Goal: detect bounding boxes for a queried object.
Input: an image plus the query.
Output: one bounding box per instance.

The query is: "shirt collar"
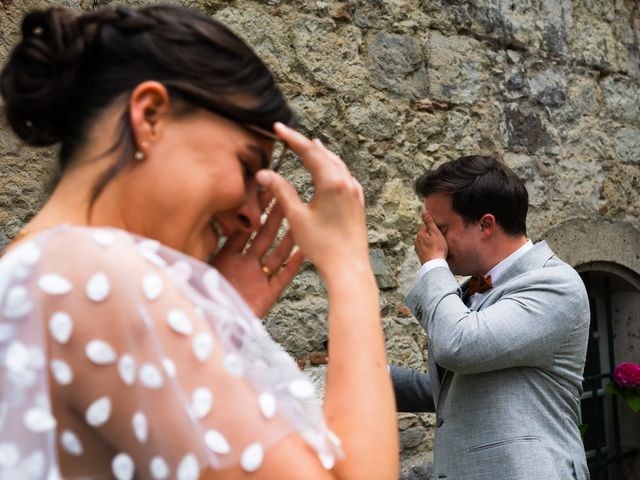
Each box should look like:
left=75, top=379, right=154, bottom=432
left=484, top=239, right=533, bottom=286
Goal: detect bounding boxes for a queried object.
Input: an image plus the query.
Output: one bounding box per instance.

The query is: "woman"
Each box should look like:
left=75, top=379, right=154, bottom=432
left=0, top=5, right=398, bottom=480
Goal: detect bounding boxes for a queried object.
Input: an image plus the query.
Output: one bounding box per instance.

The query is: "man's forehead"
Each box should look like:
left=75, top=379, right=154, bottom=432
left=423, top=192, right=452, bottom=211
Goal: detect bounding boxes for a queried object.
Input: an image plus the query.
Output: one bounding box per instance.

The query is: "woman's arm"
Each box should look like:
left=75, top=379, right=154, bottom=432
left=255, top=123, right=399, bottom=480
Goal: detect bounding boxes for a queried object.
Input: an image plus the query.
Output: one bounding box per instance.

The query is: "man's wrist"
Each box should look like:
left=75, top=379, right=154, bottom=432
left=415, top=258, right=449, bottom=283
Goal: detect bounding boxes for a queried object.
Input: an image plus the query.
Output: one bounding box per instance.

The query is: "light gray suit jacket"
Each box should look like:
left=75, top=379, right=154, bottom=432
left=391, top=241, right=590, bottom=479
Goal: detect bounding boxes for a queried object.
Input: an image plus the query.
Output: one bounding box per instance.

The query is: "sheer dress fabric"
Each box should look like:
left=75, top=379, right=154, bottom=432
left=0, top=226, right=342, bottom=479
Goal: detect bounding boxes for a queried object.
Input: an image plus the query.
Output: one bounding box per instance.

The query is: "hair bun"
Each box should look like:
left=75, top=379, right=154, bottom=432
left=1, top=8, right=90, bottom=146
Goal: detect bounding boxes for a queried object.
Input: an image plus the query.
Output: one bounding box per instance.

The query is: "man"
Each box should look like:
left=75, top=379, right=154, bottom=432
left=390, top=155, right=590, bottom=479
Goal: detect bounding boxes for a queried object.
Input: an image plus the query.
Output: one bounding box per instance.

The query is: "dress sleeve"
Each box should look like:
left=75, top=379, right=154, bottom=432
left=0, top=226, right=341, bottom=479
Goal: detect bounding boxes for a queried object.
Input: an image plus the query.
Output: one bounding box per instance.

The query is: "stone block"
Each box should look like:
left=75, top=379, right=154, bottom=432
left=347, top=99, right=399, bottom=140
left=601, top=76, right=640, bottom=125
left=426, top=31, right=488, bottom=105
left=369, top=248, right=398, bottom=290
left=614, top=127, right=640, bottom=165
left=291, top=16, right=368, bottom=94
left=367, top=32, right=428, bottom=99
left=501, top=105, right=553, bottom=153
left=528, top=68, right=567, bottom=107
left=400, top=425, right=427, bottom=449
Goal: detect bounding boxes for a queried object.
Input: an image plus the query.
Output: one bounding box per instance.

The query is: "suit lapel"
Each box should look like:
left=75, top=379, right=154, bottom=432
left=433, top=242, right=555, bottom=406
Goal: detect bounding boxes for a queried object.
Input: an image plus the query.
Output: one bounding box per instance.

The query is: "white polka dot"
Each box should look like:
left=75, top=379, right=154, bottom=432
left=150, top=456, right=170, bottom=479
left=191, top=387, right=213, bottom=419
left=85, top=397, right=112, bottom=427
left=258, top=392, right=277, bottom=420
left=170, top=260, right=192, bottom=281
left=86, top=272, right=110, bottom=302
left=166, top=310, right=194, bottom=335
left=177, top=453, right=199, bottom=480
left=19, top=241, right=41, bottom=265
left=60, top=429, right=83, bottom=456
left=112, top=452, right=135, bottom=480
left=139, top=239, right=161, bottom=252
left=23, top=408, right=56, bottom=433
left=5, top=340, right=30, bottom=372
left=118, top=354, right=137, bottom=385
left=50, top=359, right=73, bottom=385
left=0, top=324, right=15, bottom=344
left=288, top=378, right=315, bottom=398
left=327, top=429, right=342, bottom=448
left=92, top=230, right=115, bottom=247
left=240, top=443, right=264, bottom=473
left=162, top=358, right=176, bottom=378
left=47, top=465, right=62, bottom=480
left=319, top=451, right=335, bottom=470
left=204, top=430, right=230, bottom=455
left=86, top=340, right=117, bottom=365
left=27, top=345, right=46, bottom=370
left=142, top=274, right=163, bottom=301
left=22, top=449, right=45, bottom=479
left=2, top=285, right=33, bottom=318
left=139, top=363, right=164, bottom=389
left=139, top=240, right=166, bottom=267
left=38, top=274, right=72, bottom=295
left=202, top=269, right=220, bottom=293
left=132, top=411, right=148, bottom=444
left=0, top=403, right=7, bottom=432
left=0, top=442, right=20, bottom=469
left=224, top=353, right=244, bottom=378
left=48, top=311, right=73, bottom=344
left=192, top=332, right=214, bottom=362
left=7, top=367, right=36, bottom=388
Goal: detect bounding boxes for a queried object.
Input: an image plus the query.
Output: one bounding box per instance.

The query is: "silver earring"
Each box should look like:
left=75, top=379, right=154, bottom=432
left=134, top=150, right=145, bottom=160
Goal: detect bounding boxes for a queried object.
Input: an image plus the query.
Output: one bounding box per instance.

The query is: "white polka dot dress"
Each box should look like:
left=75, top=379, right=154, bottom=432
left=0, top=226, right=342, bottom=478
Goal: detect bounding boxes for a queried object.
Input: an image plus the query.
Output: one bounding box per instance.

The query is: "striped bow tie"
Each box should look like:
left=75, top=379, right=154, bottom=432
left=466, top=274, right=493, bottom=295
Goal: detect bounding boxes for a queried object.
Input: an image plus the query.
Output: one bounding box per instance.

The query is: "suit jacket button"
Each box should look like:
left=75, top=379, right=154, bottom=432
left=436, top=417, right=444, bottom=428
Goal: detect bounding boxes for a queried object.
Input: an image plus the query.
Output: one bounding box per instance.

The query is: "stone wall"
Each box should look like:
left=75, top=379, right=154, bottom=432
left=1, top=0, right=640, bottom=477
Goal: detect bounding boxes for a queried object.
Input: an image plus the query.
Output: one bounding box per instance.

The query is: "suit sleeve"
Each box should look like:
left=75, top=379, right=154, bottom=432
left=405, top=265, right=589, bottom=375
left=389, top=365, right=435, bottom=412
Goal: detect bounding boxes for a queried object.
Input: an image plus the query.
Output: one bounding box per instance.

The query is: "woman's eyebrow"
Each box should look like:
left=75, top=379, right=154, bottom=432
left=246, top=144, right=269, bottom=169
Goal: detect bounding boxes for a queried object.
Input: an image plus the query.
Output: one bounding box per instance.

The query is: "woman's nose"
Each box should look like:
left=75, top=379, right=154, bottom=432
left=234, top=188, right=262, bottom=232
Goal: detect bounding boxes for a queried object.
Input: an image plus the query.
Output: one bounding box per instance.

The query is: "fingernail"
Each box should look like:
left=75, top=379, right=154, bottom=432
left=274, top=122, right=287, bottom=130
left=256, top=170, right=271, bottom=186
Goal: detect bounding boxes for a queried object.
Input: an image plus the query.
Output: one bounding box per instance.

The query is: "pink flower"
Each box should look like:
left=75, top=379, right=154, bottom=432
left=612, top=362, right=640, bottom=388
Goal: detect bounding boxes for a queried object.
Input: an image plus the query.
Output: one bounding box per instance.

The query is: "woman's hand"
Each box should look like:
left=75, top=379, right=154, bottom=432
left=210, top=193, right=304, bottom=318
left=255, top=123, right=367, bottom=278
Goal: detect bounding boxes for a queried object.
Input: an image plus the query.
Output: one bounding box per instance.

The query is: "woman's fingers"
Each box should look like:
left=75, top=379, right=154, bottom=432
left=261, top=231, right=296, bottom=273
left=274, top=123, right=343, bottom=180
left=256, top=170, right=302, bottom=222
left=269, top=248, right=305, bottom=289
left=247, top=203, right=284, bottom=257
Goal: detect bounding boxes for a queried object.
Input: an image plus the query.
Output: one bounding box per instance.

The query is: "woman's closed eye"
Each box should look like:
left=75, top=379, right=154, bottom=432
left=240, top=160, right=255, bottom=180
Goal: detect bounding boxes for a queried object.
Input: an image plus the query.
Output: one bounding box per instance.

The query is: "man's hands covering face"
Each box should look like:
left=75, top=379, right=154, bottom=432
left=414, top=211, right=448, bottom=264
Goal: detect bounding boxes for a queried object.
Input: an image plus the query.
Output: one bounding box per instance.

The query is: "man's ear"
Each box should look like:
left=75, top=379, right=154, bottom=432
left=129, top=81, right=171, bottom=155
left=479, top=214, right=496, bottom=236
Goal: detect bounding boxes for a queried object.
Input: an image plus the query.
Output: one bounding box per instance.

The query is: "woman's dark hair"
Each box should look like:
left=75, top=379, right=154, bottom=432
left=414, top=155, right=528, bottom=236
left=0, top=5, right=293, bottom=207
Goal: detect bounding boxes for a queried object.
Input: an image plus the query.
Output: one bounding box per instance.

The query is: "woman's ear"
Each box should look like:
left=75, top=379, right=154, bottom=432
left=129, top=81, right=171, bottom=155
